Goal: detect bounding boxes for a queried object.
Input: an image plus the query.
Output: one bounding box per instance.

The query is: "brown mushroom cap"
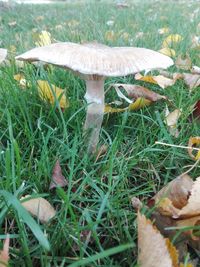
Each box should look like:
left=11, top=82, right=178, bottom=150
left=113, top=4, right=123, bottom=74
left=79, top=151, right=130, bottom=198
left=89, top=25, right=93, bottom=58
left=16, top=42, right=173, bottom=77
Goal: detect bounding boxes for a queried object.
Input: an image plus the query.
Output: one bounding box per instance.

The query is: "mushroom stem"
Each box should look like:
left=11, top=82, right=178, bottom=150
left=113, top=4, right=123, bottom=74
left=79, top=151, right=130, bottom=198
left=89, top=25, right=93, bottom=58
left=84, top=78, right=105, bottom=153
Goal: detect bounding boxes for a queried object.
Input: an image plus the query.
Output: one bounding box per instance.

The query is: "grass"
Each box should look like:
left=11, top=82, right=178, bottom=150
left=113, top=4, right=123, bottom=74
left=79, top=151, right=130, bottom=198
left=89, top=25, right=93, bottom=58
left=0, top=0, right=200, bottom=266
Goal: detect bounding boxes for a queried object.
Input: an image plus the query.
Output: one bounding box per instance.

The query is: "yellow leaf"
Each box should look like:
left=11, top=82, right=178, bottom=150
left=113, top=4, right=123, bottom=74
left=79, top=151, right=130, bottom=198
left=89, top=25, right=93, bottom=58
left=35, top=31, right=51, bottom=47
left=105, top=30, right=116, bottom=42
left=135, top=73, right=175, bottom=89
left=188, top=136, right=200, bottom=160
left=37, top=80, right=69, bottom=109
left=14, top=74, right=27, bottom=88
left=104, top=105, right=126, bottom=113
left=104, top=98, right=151, bottom=113
left=159, top=47, right=176, bottom=57
left=128, top=97, right=151, bottom=110
left=162, top=34, right=183, bottom=47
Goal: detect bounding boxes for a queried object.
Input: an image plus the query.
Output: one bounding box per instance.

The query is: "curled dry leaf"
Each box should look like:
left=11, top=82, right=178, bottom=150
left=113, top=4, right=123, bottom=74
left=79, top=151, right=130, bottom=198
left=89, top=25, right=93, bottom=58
left=153, top=174, right=193, bottom=210
left=104, top=97, right=151, bottom=113
left=135, top=73, right=175, bottom=89
left=182, top=73, right=200, bottom=91
left=162, top=34, right=183, bottom=48
left=0, top=236, right=9, bottom=267
left=165, top=107, right=181, bottom=137
left=154, top=176, right=200, bottom=219
left=110, top=83, right=167, bottom=102
left=0, top=49, right=7, bottom=64
left=175, top=54, right=192, bottom=70
left=177, top=177, right=200, bottom=218
left=188, top=137, right=200, bottom=160
left=50, top=160, right=68, bottom=189
left=21, top=195, right=56, bottom=223
left=138, top=212, right=180, bottom=267
left=159, top=47, right=176, bottom=57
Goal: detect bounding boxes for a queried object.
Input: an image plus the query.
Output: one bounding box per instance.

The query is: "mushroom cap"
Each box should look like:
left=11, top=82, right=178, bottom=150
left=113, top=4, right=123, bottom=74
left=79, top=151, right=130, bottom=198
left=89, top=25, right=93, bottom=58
left=16, top=42, right=173, bottom=77
left=0, top=48, right=7, bottom=64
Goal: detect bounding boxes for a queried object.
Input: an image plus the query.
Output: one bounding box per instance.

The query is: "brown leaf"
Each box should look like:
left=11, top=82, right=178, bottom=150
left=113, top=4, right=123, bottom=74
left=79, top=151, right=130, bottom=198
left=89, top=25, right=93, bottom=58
left=110, top=83, right=167, bottom=102
left=135, top=73, right=175, bottom=89
left=183, top=73, right=200, bottom=91
left=165, top=108, right=182, bottom=137
left=153, top=174, right=193, bottom=213
left=177, top=177, right=200, bottom=218
left=176, top=216, right=200, bottom=241
left=175, top=54, right=192, bottom=70
left=50, top=160, right=68, bottom=189
left=138, top=212, right=179, bottom=267
left=0, top=236, right=9, bottom=267
left=21, top=195, right=56, bottom=223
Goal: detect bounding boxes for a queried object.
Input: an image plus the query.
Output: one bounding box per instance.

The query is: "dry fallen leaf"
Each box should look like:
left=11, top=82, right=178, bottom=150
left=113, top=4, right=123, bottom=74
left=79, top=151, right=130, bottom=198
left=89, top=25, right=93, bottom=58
left=154, top=174, right=193, bottom=210
left=165, top=107, right=181, bottom=137
left=154, top=176, right=200, bottom=219
left=14, top=74, right=27, bottom=88
left=0, top=236, right=9, bottom=267
left=37, top=80, right=69, bottom=109
left=0, top=49, right=7, bottom=64
left=188, top=137, right=200, bottom=161
left=50, top=160, right=68, bottom=189
left=177, top=177, right=200, bottom=218
left=135, top=73, right=175, bottom=89
left=138, top=212, right=180, bottom=267
left=159, top=47, right=176, bottom=57
left=35, top=31, right=51, bottom=47
left=105, top=30, right=116, bottom=42
left=104, top=97, right=151, bottom=113
left=182, top=73, right=200, bottom=91
left=162, top=34, right=183, bottom=48
left=21, top=195, right=56, bottom=223
left=175, top=54, right=192, bottom=70
left=176, top=216, right=200, bottom=241
left=110, top=83, right=167, bottom=102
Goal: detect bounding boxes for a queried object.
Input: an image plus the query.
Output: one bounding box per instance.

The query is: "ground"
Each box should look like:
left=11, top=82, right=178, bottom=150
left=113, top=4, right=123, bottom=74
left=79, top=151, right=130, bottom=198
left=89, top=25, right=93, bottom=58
left=0, top=0, right=200, bottom=266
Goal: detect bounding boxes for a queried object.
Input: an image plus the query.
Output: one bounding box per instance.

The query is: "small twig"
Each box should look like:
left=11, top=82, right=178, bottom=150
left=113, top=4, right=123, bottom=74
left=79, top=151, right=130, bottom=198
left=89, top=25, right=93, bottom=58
left=155, top=141, right=200, bottom=152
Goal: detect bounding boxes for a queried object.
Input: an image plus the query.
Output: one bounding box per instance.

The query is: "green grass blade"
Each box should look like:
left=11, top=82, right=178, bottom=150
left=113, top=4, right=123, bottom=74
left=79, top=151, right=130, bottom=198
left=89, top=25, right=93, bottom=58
left=68, top=243, right=134, bottom=267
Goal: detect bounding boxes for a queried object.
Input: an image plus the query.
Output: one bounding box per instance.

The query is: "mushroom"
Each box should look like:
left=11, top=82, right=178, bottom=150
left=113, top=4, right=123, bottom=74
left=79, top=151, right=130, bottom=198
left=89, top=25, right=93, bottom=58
left=0, top=48, right=7, bottom=64
left=16, top=42, right=173, bottom=153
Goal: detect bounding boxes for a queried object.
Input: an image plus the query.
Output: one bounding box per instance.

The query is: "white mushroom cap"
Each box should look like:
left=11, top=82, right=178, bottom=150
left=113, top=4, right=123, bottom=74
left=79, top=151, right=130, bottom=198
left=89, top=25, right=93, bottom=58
left=16, top=42, right=173, bottom=77
left=0, top=48, right=7, bottom=64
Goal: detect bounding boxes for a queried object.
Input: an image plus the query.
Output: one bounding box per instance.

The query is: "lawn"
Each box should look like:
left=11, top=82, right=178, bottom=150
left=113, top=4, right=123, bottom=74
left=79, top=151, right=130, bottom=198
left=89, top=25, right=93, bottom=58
left=0, top=0, right=200, bottom=266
